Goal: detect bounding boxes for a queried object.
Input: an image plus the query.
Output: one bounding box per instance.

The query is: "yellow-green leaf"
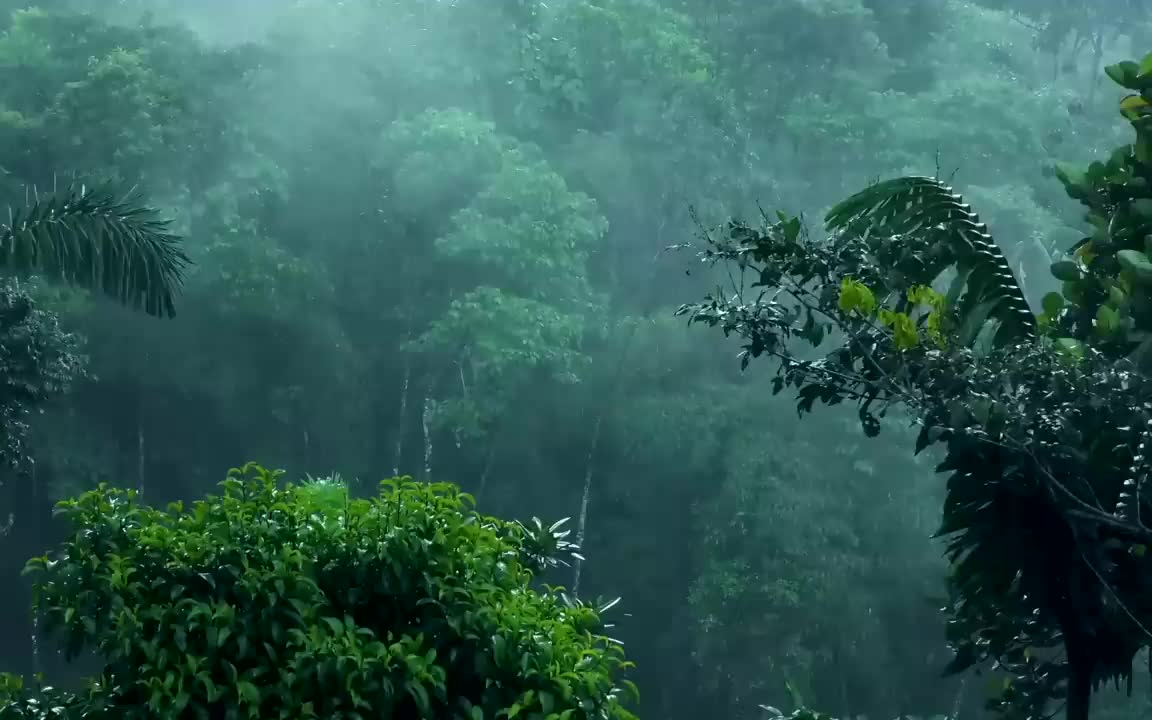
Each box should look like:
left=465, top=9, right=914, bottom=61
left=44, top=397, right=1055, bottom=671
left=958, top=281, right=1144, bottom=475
left=838, top=277, right=877, bottom=316
left=1096, top=304, right=1120, bottom=335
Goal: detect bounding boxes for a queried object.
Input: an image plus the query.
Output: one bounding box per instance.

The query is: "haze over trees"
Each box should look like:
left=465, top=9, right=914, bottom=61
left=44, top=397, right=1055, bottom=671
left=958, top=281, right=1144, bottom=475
left=0, top=1, right=1148, bottom=719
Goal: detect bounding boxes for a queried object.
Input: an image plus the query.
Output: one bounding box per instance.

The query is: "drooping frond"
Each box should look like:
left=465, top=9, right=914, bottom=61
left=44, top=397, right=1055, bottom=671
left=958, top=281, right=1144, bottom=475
left=825, top=176, right=1035, bottom=346
left=0, top=186, right=188, bottom=317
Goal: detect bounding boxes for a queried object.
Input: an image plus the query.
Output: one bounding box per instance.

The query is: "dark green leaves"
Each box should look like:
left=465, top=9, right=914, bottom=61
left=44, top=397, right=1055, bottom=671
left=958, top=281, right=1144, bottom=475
left=826, top=175, right=1036, bottom=346
left=1050, top=260, right=1082, bottom=282
left=1104, top=53, right=1152, bottom=91
left=682, top=49, right=1152, bottom=720
left=0, top=282, right=84, bottom=467
left=1, top=185, right=188, bottom=318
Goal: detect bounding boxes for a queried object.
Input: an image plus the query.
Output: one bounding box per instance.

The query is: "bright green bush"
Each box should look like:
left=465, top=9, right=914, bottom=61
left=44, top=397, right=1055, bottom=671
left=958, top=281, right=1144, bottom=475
left=0, top=463, right=636, bottom=719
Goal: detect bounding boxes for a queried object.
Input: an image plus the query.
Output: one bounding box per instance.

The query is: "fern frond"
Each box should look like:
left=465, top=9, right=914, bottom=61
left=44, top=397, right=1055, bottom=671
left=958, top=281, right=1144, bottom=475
left=1, top=186, right=188, bottom=317
left=825, top=176, right=1035, bottom=346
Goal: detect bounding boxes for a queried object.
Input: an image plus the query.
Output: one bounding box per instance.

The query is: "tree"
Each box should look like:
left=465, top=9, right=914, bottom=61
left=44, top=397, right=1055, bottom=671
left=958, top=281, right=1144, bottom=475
left=972, top=0, right=1150, bottom=72
left=0, top=284, right=81, bottom=471
left=0, top=463, right=637, bottom=719
left=364, top=108, right=606, bottom=484
left=0, top=186, right=186, bottom=465
left=680, top=48, right=1152, bottom=720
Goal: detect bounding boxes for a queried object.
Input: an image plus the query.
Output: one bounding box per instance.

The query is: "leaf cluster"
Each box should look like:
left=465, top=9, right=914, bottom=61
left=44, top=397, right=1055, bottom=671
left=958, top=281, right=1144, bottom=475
left=679, top=52, right=1152, bottom=720
left=0, top=280, right=84, bottom=466
left=1049, top=53, right=1152, bottom=365
left=4, top=463, right=636, bottom=720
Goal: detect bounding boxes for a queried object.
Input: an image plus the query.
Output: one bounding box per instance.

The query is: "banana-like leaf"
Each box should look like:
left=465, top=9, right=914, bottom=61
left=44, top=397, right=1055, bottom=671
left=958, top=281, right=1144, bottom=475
left=1, top=186, right=188, bottom=317
left=825, top=176, right=1035, bottom=346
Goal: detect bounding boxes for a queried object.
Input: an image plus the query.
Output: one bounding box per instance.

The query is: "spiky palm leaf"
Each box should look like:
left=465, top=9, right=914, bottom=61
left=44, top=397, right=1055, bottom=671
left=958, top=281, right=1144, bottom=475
left=825, top=176, right=1035, bottom=347
left=1, top=186, right=188, bottom=317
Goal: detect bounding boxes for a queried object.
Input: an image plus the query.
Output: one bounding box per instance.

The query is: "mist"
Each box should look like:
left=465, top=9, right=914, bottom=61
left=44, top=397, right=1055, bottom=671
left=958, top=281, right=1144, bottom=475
left=0, top=1, right=1147, bottom=719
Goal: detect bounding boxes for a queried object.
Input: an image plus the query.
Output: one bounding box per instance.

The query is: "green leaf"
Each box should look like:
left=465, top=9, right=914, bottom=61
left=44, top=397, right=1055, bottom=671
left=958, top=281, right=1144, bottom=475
left=236, top=680, right=260, bottom=705
left=1050, top=260, right=1083, bottom=282
left=539, top=690, right=555, bottom=714
left=1118, top=249, right=1152, bottom=281
left=1121, top=95, right=1152, bottom=122
left=1097, top=305, right=1121, bottom=335
left=1107, top=60, right=1142, bottom=89
left=1041, top=292, right=1064, bottom=318
left=1054, top=337, right=1085, bottom=360
left=838, top=277, right=877, bottom=316
left=1109, top=285, right=1127, bottom=306
left=1054, top=162, right=1086, bottom=188
left=1134, top=198, right=1152, bottom=217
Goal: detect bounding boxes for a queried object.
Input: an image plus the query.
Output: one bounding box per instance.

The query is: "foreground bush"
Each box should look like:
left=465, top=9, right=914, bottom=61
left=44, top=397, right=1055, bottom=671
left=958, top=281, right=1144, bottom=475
left=0, top=463, right=636, bottom=719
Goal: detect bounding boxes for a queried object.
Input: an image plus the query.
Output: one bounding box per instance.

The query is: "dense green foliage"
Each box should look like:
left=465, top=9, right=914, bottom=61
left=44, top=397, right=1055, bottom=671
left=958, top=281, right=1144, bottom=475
left=0, top=185, right=184, bottom=466
left=0, top=283, right=80, bottom=468
left=0, top=464, right=634, bottom=719
left=682, top=46, right=1152, bottom=720
left=0, top=0, right=1150, bottom=719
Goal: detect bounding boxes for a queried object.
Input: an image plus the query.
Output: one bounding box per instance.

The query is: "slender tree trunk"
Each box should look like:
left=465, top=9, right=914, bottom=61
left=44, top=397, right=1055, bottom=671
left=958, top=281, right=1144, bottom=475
left=1086, top=31, right=1104, bottom=105
left=1060, top=561, right=1095, bottom=720
left=28, top=460, right=39, bottom=677
left=137, top=404, right=146, bottom=499
left=392, top=358, right=411, bottom=476
left=477, top=441, right=497, bottom=501
left=474, top=383, right=530, bottom=502
left=571, top=415, right=602, bottom=597
left=30, top=613, right=40, bottom=677
left=950, top=676, right=967, bottom=720
left=569, top=248, right=665, bottom=596
left=421, top=393, right=433, bottom=481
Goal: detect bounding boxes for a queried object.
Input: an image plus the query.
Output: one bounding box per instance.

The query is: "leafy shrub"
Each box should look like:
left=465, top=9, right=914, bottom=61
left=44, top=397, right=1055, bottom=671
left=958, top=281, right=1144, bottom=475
left=0, top=463, right=636, bottom=719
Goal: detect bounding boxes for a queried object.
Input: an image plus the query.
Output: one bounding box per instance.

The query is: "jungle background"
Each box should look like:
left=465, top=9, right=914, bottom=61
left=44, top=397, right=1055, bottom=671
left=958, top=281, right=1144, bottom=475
left=0, top=0, right=1147, bottom=718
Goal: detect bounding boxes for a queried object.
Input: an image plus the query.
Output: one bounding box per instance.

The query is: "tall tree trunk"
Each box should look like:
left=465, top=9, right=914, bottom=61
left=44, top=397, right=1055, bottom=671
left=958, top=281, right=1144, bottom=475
left=1060, top=560, right=1095, bottom=720
left=571, top=415, right=601, bottom=597
left=421, top=393, right=433, bottom=481
left=477, top=441, right=497, bottom=502
left=393, top=356, right=411, bottom=477
left=950, top=676, right=967, bottom=720
left=1086, top=31, right=1104, bottom=106
left=30, top=613, right=41, bottom=677
left=136, top=397, right=146, bottom=499
left=28, top=460, right=39, bottom=677
left=570, top=248, right=666, bottom=596
left=1064, top=633, right=1094, bottom=720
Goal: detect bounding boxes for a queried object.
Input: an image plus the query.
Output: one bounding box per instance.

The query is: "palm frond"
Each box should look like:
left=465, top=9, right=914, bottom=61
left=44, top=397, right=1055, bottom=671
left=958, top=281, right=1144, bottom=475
left=1, top=186, right=188, bottom=317
left=825, top=176, right=1036, bottom=346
